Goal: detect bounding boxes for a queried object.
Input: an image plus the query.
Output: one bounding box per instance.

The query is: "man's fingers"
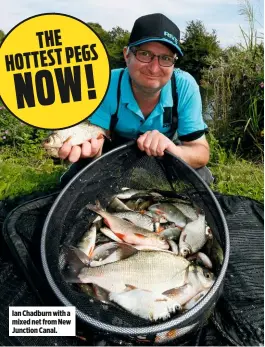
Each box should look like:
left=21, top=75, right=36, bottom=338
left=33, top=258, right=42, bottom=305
left=80, top=141, right=92, bottom=158
left=137, top=132, right=149, bottom=151
left=68, top=145, right=82, bottom=163
left=58, top=140, right=72, bottom=160
left=90, top=137, right=104, bottom=157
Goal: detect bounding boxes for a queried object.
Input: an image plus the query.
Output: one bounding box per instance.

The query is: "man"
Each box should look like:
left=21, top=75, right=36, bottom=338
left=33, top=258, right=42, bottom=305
left=59, top=13, right=212, bottom=185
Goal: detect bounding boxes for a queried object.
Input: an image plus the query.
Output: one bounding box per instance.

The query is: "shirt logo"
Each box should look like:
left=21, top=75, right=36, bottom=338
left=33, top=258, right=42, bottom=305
left=164, top=31, right=178, bottom=44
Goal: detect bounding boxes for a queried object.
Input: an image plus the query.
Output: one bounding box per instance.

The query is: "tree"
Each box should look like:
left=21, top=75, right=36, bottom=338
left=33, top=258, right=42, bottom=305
left=87, top=23, right=130, bottom=68
left=179, top=20, right=221, bottom=83
left=0, top=30, right=5, bottom=43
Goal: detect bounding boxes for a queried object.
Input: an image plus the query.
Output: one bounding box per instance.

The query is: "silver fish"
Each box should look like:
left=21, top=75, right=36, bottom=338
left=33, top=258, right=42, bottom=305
left=110, top=264, right=214, bottom=321
left=65, top=248, right=190, bottom=293
left=162, top=265, right=215, bottom=307
left=187, top=252, right=213, bottom=269
left=109, top=288, right=181, bottom=321
left=42, top=121, right=107, bottom=158
left=115, top=189, right=162, bottom=200
left=77, top=224, right=97, bottom=257
left=167, top=240, right=179, bottom=254
left=87, top=202, right=169, bottom=249
left=179, top=215, right=212, bottom=257
left=183, top=290, right=208, bottom=311
left=148, top=203, right=187, bottom=228
left=90, top=243, right=136, bottom=267
left=112, top=211, right=155, bottom=231
left=108, top=197, right=132, bottom=212
left=159, top=227, right=182, bottom=241
left=173, top=202, right=200, bottom=221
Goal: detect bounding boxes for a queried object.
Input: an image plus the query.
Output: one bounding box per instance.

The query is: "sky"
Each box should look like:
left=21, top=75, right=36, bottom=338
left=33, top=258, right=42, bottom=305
left=0, top=0, right=264, bottom=48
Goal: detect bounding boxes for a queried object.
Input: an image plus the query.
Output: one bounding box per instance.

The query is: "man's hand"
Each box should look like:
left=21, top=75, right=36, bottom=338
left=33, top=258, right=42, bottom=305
left=137, top=130, right=174, bottom=157
left=58, top=137, right=105, bottom=163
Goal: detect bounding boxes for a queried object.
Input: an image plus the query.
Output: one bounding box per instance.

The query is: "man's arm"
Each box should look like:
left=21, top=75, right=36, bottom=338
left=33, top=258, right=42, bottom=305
left=137, top=131, right=209, bottom=168
left=166, top=136, right=210, bottom=168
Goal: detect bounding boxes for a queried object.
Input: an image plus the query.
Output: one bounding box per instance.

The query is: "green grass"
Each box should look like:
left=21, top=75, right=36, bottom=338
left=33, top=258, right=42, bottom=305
left=209, top=159, right=263, bottom=202
left=0, top=145, right=263, bottom=203
left=0, top=147, right=67, bottom=200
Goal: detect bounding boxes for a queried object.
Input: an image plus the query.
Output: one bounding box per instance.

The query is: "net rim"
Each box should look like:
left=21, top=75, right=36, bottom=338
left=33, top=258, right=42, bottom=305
left=41, top=141, right=230, bottom=336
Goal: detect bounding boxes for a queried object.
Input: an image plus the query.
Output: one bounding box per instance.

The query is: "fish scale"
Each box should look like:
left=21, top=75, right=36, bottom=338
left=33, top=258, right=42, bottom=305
left=78, top=250, right=190, bottom=293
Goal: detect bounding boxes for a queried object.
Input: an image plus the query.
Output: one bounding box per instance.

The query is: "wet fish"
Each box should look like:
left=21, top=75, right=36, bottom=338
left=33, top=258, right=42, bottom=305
left=64, top=247, right=190, bottom=293
left=109, top=264, right=214, bottom=321
left=42, top=122, right=107, bottom=158
left=183, top=290, right=208, bottom=311
left=173, top=202, right=200, bottom=221
left=77, top=224, right=97, bottom=257
left=168, top=240, right=179, bottom=254
left=109, top=288, right=181, bottom=321
left=162, top=265, right=215, bottom=307
left=148, top=203, right=187, bottom=228
left=90, top=243, right=136, bottom=267
left=112, top=211, right=155, bottom=231
left=187, top=252, right=213, bottom=269
left=87, top=202, right=169, bottom=249
left=159, top=226, right=182, bottom=241
left=115, top=189, right=162, bottom=200
left=179, top=215, right=212, bottom=257
left=100, top=227, right=124, bottom=243
left=108, top=197, right=132, bottom=212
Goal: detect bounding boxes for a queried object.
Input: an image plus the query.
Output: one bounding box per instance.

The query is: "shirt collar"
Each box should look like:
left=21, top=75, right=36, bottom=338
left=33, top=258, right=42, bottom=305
left=120, top=68, right=174, bottom=111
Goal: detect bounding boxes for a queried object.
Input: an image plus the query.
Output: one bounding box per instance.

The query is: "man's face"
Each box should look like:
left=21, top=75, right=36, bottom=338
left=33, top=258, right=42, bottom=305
left=123, top=42, right=176, bottom=93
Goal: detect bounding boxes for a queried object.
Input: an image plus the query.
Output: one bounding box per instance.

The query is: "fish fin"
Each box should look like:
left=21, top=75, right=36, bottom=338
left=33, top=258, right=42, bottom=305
left=117, top=243, right=138, bottom=258
left=92, top=284, right=110, bottom=302
left=63, top=136, right=72, bottom=144
left=61, top=246, right=88, bottom=283
left=114, top=232, right=126, bottom=240
left=125, top=284, right=137, bottom=290
left=134, top=233, right=147, bottom=238
left=155, top=226, right=165, bottom=234
left=162, top=283, right=191, bottom=299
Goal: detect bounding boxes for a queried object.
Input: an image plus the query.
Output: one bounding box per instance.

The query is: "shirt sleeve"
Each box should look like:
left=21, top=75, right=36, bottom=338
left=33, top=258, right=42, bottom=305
left=88, top=69, right=122, bottom=130
left=175, top=70, right=208, bottom=141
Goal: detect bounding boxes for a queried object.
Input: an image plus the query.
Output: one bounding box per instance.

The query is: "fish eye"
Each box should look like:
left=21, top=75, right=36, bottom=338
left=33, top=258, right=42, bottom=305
left=203, top=269, right=212, bottom=279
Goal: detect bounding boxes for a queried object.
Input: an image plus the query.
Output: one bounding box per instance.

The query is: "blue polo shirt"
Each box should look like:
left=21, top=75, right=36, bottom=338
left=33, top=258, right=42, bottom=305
left=89, top=68, right=208, bottom=141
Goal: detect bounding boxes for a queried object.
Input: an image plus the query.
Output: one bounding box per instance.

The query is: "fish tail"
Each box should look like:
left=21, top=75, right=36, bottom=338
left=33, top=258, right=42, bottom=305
left=61, top=246, right=90, bottom=283
left=86, top=200, right=103, bottom=214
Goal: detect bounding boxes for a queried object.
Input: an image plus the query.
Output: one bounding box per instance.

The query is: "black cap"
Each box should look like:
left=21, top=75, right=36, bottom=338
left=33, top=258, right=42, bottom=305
left=128, top=13, right=183, bottom=56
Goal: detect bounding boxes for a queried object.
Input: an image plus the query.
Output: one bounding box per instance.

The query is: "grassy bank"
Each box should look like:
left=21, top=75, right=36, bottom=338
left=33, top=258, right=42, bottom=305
left=0, top=145, right=263, bottom=202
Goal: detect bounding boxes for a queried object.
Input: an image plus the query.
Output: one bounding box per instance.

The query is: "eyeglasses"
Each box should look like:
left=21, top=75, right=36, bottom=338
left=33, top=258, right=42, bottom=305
left=130, top=47, right=177, bottom=67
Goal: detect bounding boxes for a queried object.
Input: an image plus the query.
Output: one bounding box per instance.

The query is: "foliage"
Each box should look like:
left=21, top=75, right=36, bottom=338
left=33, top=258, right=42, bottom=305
left=0, top=29, right=4, bottom=43
left=178, top=20, right=221, bottom=83
left=0, top=106, right=50, bottom=156
left=0, top=146, right=66, bottom=200
left=87, top=22, right=130, bottom=68
left=207, top=133, right=263, bottom=202
left=201, top=1, right=264, bottom=161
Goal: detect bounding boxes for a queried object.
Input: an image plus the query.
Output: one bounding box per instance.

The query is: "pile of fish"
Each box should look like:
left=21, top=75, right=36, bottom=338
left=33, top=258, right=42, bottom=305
left=63, top=188, right=223, bottom=323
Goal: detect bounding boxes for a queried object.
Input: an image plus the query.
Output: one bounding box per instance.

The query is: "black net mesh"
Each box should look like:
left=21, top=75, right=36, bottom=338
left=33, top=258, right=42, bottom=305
left=0, top=171, right=263, bottom=345
left=40, top=143, right=229, bottom=337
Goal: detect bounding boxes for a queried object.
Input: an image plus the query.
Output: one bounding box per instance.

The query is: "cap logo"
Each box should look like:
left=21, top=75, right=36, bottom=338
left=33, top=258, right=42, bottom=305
left=164, top=31, right=178, bottom=44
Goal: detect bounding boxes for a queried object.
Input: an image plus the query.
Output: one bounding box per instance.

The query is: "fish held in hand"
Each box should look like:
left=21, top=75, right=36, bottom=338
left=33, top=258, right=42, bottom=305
left=42, top=122, right=108, bottom=158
